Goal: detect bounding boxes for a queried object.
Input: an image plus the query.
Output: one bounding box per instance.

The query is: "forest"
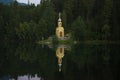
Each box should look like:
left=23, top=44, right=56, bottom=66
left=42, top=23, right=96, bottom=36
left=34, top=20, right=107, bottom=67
left=0, top=0, right=120, bottom=44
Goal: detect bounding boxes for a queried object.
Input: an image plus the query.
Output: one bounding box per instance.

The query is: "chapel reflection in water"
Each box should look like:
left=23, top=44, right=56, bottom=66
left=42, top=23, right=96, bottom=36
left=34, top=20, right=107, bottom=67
left=56, top=45, right=65, bottom=72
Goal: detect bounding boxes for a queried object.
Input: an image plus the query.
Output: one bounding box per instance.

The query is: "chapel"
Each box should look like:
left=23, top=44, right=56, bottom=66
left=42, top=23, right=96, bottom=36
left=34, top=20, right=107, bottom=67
left=56, top=13, right=64, bottom=39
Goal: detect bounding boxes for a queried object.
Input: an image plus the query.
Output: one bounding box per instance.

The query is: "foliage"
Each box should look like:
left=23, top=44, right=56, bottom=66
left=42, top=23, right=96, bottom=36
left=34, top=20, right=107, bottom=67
left=52, top=35, right=59, bottom=44
left=71, top=16, right=87, bottom=41
left=0, top=0, right=120, bottom=45
left=102, top=24, right=110, bottom=40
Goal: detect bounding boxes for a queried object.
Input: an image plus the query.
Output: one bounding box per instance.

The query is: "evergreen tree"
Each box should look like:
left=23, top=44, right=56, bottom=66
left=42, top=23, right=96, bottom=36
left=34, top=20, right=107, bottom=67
left=64, top=0, right=73, bottom=27
left=71, top=16, right=87, bottom=41
left=40, top=0, right=55, bottom=37
left=102, top=0, right=113, bottom=24
left=102, top=24, right=110, bottom=40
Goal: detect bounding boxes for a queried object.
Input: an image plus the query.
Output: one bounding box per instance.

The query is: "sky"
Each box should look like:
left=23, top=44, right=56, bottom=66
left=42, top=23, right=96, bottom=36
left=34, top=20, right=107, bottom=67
left=17, top=0, right=40, bottom=5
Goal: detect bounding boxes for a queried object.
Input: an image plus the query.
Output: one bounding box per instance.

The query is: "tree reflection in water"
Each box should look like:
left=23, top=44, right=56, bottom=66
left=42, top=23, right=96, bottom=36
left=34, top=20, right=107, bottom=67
left=0, top=43, right=120, bottom=80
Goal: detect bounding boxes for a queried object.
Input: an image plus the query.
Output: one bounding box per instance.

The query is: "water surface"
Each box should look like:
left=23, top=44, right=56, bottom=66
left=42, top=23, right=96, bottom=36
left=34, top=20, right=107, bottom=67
left=0, top=43, right=120, bottom=80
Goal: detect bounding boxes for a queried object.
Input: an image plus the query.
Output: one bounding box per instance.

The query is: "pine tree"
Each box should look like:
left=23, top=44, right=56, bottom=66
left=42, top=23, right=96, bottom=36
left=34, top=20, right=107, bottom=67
left=71, top=16, right=87, bottom=40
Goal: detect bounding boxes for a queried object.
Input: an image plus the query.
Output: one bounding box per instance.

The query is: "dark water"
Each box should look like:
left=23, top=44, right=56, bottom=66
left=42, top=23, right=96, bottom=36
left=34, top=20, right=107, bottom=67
left=0, top=43, right=120, bottom=80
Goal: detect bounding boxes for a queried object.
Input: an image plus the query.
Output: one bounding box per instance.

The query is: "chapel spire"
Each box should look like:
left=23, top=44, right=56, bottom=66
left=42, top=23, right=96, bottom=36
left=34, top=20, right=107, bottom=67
left=58, top=12, right=62, bottom=22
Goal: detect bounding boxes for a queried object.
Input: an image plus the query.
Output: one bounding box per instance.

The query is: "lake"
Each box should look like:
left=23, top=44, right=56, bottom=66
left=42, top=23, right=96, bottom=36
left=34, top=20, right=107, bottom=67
left=0, top=43, right=120, bottom=80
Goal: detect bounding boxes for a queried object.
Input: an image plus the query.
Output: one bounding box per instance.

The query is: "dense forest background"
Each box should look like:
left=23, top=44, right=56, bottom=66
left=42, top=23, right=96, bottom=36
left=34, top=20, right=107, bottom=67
left=0, top=0, right=120, bottom=44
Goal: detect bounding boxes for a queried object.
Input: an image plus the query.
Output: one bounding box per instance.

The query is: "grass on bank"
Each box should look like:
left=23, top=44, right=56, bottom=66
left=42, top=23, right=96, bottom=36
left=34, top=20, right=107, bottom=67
left=38, top=36, right=120, bottom=45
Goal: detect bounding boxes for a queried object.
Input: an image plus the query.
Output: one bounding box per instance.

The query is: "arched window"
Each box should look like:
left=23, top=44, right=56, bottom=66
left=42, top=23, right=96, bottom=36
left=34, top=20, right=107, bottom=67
left=60, top=48, right=63, bottom=53
left=60, top=31, right=63, bottom=37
